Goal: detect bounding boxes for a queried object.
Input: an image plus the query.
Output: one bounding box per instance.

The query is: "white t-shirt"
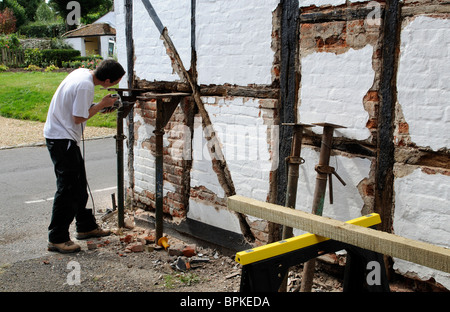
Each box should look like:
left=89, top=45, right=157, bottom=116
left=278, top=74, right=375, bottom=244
left=43, top=68, right=95, bottom=144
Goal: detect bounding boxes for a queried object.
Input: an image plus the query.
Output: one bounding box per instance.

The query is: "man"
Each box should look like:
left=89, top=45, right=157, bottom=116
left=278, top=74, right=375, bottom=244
left=44, top=59, right=125, bottom=253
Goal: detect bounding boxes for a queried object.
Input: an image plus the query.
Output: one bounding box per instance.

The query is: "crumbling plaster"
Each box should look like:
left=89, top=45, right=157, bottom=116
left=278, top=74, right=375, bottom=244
left=393, top=166, right=450, bottom=289
left=393, top=14, right=450, bottom=288
left=397, top=15, right=450, bottom=151
left=298, top=45, right=375, bottom=140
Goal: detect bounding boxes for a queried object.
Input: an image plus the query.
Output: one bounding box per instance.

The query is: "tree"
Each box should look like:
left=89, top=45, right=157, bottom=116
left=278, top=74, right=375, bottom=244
left=48, top=0, right=113, bottom=22
left=35, top=2, right=57, bottom=23
left=0, top=8, right=16, bottom=34
left=17, top=0, right=44, bottom=23
left=0, top=0, right=26, bottom=28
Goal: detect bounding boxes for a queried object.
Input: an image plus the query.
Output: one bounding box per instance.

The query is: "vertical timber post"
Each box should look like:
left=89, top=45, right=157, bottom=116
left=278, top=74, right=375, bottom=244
left=375, top=0, right=401, bottom=234
left=277, top=0, right=300, bottom=208
left=154, top=99, right=164, bottom=242
left=116, top=108, right=125, bottom=228
left=116, top=0, right=135, bottom=228
left=126, top=0, right=136, bottom=212
left=374, top=0, right=401, bottom=278
left=276, top=0, right=300, bottom=291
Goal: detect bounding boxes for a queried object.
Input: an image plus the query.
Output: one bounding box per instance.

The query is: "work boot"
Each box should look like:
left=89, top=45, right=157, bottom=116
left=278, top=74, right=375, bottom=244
left=76, top=226, right=111, bottom=240
left=48, top=241, right=81, bottom=254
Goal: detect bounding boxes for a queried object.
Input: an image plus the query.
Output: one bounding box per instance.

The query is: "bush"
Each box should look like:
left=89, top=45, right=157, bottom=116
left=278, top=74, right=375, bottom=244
left=19, top=22, right=66, bottom=38
left=50, top=37, right=73, bottom=50
left=25, top=48, right=80, bottom=67
left=45, top=64, right=59, bottom=72
left=0, top=33, right=20, bottom=49
left=62, top=55, right=103, bottom=70
left=24, top=48, right=42, bottom=66
left=24, top=64, right=41, bottom=71
left=41, top=49, right=80, bottom=67
left=0, top=64, right=9, bottom=71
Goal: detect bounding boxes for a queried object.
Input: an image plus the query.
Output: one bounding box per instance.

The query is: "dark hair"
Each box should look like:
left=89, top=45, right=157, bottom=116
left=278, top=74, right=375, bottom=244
left=94, top=59, right=126, bottom=83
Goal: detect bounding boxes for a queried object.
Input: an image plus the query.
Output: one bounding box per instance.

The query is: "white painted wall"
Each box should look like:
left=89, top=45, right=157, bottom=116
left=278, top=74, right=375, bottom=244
left=196, top=0, right=279, bottom=85
left=115, top=0, right=278, bottom=87
left=397, top=16, right=450, bottom=151
left=64, top=37, right=85, bottom=56
left=394, top=17, right=450, bottom=287
left=114, top=0, right=191, bottom=84
left=132, top=113, right=156, bottom=196
left=94, top=11, right=116, bottom=28
left=298, top=45, right=374, bottom=141
left=114, top=0, right=127, bottom=87
left=99, top=36, right=114, bottom=59
left=393, top=167, right=450, bottom=288
left=189, top=97, right=277, bottom=233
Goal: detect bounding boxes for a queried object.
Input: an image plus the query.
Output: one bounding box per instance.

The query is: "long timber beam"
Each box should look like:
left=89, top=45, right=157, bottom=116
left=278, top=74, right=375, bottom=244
left=228, top=195, right=450, bottom=273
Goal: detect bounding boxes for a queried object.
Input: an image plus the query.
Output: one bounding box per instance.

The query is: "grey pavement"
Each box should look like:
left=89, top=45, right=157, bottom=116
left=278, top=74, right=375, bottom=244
left=0, top=138, right=117, bottom=267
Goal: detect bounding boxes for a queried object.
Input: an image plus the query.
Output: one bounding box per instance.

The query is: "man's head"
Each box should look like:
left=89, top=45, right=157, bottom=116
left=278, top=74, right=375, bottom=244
left=93, top=59, right=126, bottom=87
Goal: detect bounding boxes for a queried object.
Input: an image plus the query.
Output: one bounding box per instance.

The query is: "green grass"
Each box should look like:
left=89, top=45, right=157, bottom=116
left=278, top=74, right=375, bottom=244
left=0, top=71, right=117, bottom=128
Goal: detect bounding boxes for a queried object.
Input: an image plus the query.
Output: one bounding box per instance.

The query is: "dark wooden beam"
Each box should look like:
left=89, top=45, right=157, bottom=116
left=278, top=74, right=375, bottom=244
left=300, top=3, right=385, bottom=23
left=374, top=0, right=401, bottom=234
left=276, top=0, right=300, bottom=208
left=136, top=80, right=280, bottom=99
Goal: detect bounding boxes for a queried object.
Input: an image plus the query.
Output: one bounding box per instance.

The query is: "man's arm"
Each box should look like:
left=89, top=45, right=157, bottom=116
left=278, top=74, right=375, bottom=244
left=73, top=94, right=116, bottom=124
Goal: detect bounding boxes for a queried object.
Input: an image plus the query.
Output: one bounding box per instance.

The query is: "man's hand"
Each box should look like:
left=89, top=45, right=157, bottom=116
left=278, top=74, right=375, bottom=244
left=98, top=94, right=117, bottom=111
left=73, top=94, right=118, bottom=124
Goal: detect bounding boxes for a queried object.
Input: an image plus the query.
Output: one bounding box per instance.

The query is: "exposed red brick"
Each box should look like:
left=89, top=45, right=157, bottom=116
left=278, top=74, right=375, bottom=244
left=398, top=122, right=409, bottom=134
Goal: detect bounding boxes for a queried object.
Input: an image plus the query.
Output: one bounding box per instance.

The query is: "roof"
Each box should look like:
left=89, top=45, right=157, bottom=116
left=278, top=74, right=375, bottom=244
left=63, top=23, right=116, bottom=38
left=94, top=11, right=116, bottom=28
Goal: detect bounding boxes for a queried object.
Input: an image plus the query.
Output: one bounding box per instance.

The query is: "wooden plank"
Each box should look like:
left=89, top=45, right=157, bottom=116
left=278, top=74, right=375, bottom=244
left=136, top=80, right=280, bottom=99
left=228, top=195, right=450, bottom=273
left=236, top=213, right=381, bottom=265
left=137, top=92, right=192, bottom=100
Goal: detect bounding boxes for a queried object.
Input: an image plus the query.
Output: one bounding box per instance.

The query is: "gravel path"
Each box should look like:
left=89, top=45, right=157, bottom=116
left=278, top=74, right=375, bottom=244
left=0, top=213, right=243, bottom=293
left=0, top=116, right=115, bottom=149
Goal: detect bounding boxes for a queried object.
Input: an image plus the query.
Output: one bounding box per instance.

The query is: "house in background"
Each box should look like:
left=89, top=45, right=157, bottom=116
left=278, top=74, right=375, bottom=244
left=63, top=11, right=116, bottom=59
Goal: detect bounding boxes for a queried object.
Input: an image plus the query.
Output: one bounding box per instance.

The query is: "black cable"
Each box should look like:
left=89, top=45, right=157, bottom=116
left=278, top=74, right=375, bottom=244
left=81, top=122, right=96, bottom=215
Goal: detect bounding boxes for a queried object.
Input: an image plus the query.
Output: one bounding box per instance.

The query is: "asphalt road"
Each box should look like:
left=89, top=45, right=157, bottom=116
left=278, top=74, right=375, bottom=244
left=0, top=138, right=118, bottom=267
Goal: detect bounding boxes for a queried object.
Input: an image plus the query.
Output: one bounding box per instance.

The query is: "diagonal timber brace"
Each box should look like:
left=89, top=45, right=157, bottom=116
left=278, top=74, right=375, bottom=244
left=141, top=0, right=255, bottom=242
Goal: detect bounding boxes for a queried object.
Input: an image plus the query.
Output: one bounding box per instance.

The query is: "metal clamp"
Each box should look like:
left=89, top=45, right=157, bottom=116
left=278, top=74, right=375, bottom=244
left=286, top=156, right=305, bottom=165
left=315, top=165, right=346, bottom=204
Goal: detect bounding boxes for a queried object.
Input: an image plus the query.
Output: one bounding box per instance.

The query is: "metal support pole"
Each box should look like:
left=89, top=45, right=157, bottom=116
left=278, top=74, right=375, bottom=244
left=300, top=123, right=345, bottom=292
left=116, top=108, right=125, bottom=228
left=278, top=123, right=313, bottom=292
left=281, top=123, right=313, bottom=239
left=154, top=99, right=164, bottom=242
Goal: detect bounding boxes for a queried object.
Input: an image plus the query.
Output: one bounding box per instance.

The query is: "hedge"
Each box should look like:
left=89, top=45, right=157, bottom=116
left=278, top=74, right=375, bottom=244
left=41, top=49, right=80, bottom=67
left=19, top=22, right=67, bottom=38
left=24, top=48, right=81, bottom=67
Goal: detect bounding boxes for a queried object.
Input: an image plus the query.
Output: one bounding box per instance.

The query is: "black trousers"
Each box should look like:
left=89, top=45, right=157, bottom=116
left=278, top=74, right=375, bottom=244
left=46, top=139, right=97, bottom=243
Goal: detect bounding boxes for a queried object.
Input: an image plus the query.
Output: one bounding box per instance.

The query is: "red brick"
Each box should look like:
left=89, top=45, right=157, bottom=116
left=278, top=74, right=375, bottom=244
left=182, top=246, right=196, bottom=257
